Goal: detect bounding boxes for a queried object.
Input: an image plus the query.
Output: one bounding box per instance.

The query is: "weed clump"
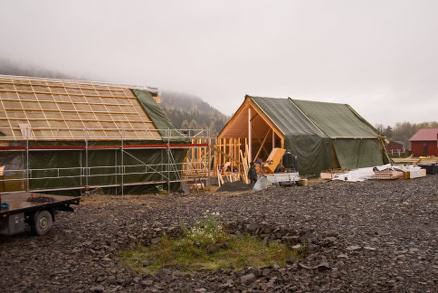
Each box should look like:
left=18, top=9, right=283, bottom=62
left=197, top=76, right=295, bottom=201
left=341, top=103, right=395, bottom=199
left=179, top=210, right=228, bottom=250
left=119, top=211, right=304, bottom=273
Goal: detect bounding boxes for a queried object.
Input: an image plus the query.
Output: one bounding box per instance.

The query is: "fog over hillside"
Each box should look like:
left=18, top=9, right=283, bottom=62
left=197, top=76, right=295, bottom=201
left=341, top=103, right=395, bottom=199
left=0, top=58, right=229, bottom=136
left=160, top=91, right=229, bottom=136
left=0, top=57, right=75, bottom=80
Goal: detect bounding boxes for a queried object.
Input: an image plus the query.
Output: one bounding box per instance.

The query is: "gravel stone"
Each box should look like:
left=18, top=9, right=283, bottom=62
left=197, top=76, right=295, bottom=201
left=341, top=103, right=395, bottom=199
left=0, top=175, right=437, bottom=292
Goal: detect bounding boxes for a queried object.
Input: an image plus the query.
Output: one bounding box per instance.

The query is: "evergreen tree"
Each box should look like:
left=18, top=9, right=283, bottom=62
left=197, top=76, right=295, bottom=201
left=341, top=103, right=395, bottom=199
left=384, top=126, right=393, bottom=139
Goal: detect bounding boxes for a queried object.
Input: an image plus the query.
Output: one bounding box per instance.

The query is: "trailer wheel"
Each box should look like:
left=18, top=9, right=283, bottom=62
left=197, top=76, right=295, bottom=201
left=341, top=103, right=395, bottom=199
left=32, top=210, right=53, bottom=236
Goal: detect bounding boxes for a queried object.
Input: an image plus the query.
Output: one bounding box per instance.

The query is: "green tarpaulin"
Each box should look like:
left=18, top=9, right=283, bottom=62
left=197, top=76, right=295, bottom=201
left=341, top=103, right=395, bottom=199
left=132, top=89, right=187, bottom=141
left=24, top=140, right=187, bottom=194
left=248, top=96, right=387, bottom=176
left=1, top=89, right=188, bottom=195
left=251, top=97, right=332, bottom=176
left=291, top=99, right=378, bottom=138
left=332, top=139, right=384, bottom=169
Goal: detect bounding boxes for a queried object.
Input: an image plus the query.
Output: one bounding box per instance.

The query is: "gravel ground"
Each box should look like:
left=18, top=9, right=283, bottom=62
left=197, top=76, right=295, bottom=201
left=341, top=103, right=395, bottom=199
left=0, top=175, right=437, bottom=292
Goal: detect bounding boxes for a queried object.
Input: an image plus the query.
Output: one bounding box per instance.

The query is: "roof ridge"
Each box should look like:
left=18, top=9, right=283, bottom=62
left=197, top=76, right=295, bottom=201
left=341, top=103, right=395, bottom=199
left=0, top=74, right=159, bottom=93
left=288, top=98, right=326, bottom=136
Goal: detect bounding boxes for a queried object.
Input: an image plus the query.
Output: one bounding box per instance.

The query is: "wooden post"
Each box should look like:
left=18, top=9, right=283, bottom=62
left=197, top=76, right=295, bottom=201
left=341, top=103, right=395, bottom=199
left=248, top=107, right=252, bottom=162
left=218, top=138, right=222, bottom=169
left=272, top=128, right=275, bottom=149
left=230, top=138, right=233, bottom=172
left=240, top=149, right=249, bottom=184
left=233, top=138, right=236, bottom=171
left=191, top=138, right=195, bottom=167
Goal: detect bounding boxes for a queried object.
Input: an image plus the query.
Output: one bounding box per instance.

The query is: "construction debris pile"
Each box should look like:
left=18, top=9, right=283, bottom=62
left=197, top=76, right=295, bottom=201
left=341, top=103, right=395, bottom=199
left=321, top=163, right=432, bottom=182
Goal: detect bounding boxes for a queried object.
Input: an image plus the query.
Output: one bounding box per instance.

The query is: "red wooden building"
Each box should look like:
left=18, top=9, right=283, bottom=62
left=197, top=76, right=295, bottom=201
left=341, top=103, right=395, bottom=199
left=387, top=141, right=406, bottom=155
left=409, top=128, right=438, bottom=156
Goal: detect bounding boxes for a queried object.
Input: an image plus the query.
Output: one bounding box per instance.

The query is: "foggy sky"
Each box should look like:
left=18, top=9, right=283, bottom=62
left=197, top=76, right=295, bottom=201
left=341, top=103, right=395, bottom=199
left=1, top=0, right=437, bottom=126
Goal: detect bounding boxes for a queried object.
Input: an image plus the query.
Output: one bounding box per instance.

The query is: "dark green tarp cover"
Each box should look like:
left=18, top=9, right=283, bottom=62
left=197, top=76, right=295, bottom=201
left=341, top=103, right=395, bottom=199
left=132, top=89, right=187, bottom=141
left=27, top=145, right=187, bottom=195
left=291, top=99, right=384, bottom=170
left=291, top=99, right=378, bottom=138
left=251, top=97, right=332, bottom=176
left=250, top=97, right=386, bottom=176
left=332, top=139, right=383, bottom=169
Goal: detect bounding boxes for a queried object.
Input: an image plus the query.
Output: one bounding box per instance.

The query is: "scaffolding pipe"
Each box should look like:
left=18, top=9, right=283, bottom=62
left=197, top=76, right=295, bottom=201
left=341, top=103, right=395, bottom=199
left=0, top=127, right=210, bottom=195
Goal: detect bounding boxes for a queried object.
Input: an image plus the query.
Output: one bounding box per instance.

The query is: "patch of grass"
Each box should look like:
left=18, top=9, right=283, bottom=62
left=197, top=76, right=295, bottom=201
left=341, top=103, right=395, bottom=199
left=119, top=211, right=306, bottom=274
left=119, top=234, right=304, bottom=274
left=155, top=185, right=168, bottom=195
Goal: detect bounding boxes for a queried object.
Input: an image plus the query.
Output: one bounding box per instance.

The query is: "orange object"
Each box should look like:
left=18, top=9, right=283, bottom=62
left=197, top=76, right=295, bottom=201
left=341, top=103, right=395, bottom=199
left=264, top=148, right=286, bottom=173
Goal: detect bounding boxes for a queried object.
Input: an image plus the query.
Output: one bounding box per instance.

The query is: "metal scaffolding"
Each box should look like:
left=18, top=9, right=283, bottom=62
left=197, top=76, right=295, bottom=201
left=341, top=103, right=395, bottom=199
left=0, top=127, right=210, bottom=195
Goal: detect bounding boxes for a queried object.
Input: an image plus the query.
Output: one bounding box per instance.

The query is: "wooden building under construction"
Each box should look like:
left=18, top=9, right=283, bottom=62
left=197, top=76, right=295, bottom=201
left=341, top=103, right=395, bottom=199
left=0, top=75, right=209, bottom=195
left=215, top=95, right=389, bottom=177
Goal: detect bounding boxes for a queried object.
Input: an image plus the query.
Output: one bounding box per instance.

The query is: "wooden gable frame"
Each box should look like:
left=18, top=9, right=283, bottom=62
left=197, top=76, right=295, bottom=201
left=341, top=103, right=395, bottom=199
left=214, top=96, right=285, bottom=183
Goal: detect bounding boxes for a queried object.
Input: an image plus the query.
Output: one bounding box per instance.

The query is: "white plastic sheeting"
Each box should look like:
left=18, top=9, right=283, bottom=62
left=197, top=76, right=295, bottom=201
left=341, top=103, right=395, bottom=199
left=252, top=176, right=273, bottom=191
left=332, top=164, right=424, bottom=182
left=332, top=166, right=380, bottom=182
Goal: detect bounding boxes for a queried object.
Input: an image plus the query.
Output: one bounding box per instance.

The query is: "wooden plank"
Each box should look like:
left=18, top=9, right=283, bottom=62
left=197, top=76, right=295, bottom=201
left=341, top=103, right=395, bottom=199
left=211, top=145, right=243, bottom=165
left=248, top=107, right=252, bottom=161
left=250, top=124, right=270, bottom=160
left=391, top=158, right=421, bottom=164
left=254, top=129, right=271, bottom=161
left=240, top=149, right=249, bottom=184
left=264, top=148, right=286, bottom=173
left=245, top=143, right=250, bottom=165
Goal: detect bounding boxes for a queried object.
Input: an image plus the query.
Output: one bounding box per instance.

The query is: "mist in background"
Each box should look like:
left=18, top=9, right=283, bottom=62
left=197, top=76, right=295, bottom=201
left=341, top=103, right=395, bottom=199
left=1, top=0, right=437, bottom=126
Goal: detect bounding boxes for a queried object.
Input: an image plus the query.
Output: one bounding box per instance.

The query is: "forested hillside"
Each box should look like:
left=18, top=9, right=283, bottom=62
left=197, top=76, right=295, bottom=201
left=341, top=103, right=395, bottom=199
left=160, top=91, right=229, bottom=136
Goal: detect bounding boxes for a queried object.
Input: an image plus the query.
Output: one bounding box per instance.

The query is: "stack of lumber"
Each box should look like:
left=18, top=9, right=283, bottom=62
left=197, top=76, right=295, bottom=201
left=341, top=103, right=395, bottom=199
left=417, top=156, right=438, bottom=164
left=373, top=166, right=426, bottom=180
left=372, top=168, right=404, bottom=180
left=392, top=155, right=438, bottom=165
left=213, top=144, right=250, bottom=187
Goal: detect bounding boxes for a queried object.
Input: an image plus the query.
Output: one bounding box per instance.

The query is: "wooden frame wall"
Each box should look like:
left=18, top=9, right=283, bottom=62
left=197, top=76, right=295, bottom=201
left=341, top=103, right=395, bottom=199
left=182, top=137, right=211, bottom=178
left=213, top=137, right=250, bottom=185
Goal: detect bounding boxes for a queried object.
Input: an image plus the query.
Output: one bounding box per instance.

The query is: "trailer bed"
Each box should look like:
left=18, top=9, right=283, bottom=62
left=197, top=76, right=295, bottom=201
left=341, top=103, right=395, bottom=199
left=0, top=192, right=80, bottom=236
left=266, top=172, right=300, bottom=186
left=1, top=192, right=80, bottom=215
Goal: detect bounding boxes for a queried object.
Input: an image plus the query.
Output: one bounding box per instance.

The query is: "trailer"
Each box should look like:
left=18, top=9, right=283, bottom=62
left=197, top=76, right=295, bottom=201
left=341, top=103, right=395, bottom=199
left=266, top=172, right=300, bottom=186
left=0, top=192, right=80, bottom=236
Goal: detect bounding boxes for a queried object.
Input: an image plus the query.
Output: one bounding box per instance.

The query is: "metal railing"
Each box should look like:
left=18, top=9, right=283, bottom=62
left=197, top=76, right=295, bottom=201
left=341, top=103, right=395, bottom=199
left=0, top=127, right=211, bottom=194
left=0, top=126, right=210, bottom=141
